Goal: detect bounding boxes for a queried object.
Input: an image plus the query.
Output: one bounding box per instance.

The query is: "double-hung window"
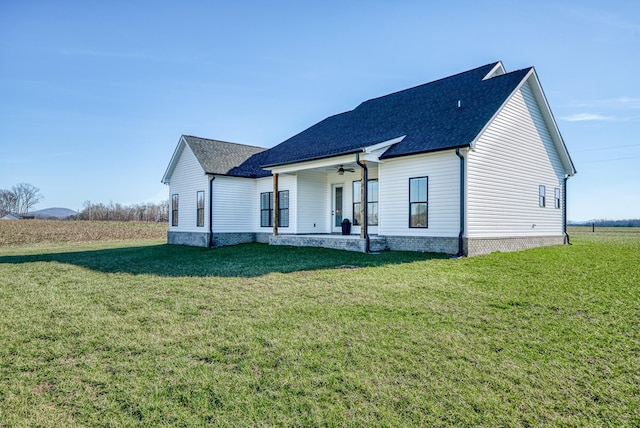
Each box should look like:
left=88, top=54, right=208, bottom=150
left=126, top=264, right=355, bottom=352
left=352, top=180, right=378, bottom=226
left=171, top=194, right=179, bottom=227
left=260, top=191, right=289, bottom=227
left=554, top=188, right=561, bottom=209
left=409, top=177, right=428, bottom=228
left=260, top=192, right=273, bottom=227
left=539, top=185, right=546, bottom=208
left=368, top=180, right=378, bottom=226
left=278, top=190, right=289, bottom=227
left=196, top=191, right=204, bottom=227
left=352, top=181, right=361, bottom=225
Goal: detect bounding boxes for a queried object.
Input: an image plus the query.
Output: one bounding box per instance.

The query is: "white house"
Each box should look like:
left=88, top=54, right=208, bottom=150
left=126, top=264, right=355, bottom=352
left=1, top=213, right=23, bottom=220
left=162, top=62, right=576, bottom=256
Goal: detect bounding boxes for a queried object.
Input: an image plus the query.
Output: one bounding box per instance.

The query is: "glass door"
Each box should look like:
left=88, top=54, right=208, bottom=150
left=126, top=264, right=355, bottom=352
left=332, top=185, right=343, bottom=232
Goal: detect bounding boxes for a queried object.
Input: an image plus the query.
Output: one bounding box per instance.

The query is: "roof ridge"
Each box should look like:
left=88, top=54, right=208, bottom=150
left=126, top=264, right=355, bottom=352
left=492, top=66, right=533, bottom=78
left=183, top=134, right=267, bottom=150
left=356, top=62, right=501, bottom=107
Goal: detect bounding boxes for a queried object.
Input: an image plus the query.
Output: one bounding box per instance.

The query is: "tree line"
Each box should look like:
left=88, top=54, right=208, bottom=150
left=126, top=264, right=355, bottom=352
left=1, top=182, right=167, bottom=222
left=72, top=200, right=169, bottom=222
left=570, top=219, right=640, bottom=227
left=0, top=183, right=43, bottom=216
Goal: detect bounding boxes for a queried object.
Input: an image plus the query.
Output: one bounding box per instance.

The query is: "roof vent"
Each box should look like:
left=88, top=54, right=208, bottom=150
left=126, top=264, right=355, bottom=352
left=457, top=100, right=462, bottom=109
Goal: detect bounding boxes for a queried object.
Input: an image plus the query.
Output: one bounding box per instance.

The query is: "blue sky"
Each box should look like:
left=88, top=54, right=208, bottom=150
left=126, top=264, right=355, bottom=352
left=1, top=0, right=638, bottom=221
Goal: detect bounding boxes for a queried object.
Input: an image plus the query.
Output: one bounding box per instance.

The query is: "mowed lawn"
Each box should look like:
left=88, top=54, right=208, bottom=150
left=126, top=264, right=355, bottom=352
left=0, top=223, right=638, bottom=426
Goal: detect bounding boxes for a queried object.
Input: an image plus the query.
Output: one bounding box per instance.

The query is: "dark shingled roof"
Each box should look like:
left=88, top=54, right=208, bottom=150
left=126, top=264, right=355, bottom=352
left=258, top=62, right=531, bottom=167
left=182, top=135, right=268, bottom=178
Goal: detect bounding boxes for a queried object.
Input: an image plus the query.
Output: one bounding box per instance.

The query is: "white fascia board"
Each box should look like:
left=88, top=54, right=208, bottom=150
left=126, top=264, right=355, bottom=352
left=525, top=69, right=577, bottom=176
left=363, top=135, right=406, bottom=154
left=468, top=68, right=529, bottom=151
left=362, top=135, right=406, bottom=162
left=470, top=68, right=576, bottom=176
left=269, top=136, right=405, bottom=174
left=161, top=135, right=188, bottom=184
left=483, top=61, right=506, bottom=80
left=269, top=154, right=359, bottom=175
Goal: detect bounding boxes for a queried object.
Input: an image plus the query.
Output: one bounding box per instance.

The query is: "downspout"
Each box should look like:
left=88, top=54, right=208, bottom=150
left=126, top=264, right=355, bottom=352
left=455, top=148, right=465, bottom=257
left=208, top=175, right=215, bottom=248
left=355, top=152, right=370, bottom=253
left=563, top=175, right=571, bottom=245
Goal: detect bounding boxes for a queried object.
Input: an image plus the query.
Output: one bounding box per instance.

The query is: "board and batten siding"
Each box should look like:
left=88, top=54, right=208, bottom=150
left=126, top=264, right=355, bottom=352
left=467, top=81, right=565, bottom=237
left=210, top=176, right=257, bottom=233
left=168, top=144, right=210, bottom=232
left=378, top=151, right=460, bottom=237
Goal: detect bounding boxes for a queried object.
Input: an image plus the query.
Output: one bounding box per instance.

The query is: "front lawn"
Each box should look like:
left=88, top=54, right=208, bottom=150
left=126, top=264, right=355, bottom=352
left=0, top=227, right=638, bottom=426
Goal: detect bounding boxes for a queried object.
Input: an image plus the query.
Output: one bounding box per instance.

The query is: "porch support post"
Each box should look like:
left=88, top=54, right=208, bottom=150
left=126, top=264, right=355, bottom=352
left=359, top=160, right=367, bottom=240
left=356, top=153, right=370, bottom=252
left=273, top=173, right=279, bottom=236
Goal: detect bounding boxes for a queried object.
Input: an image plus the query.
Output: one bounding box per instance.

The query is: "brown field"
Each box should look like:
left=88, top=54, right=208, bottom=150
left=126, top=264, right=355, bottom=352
left=0, top=219, right=167, bottom=247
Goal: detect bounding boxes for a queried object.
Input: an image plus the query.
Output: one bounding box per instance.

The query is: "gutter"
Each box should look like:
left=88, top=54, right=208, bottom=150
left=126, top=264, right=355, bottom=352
left=208, top=175, right=215, bottom=248
left=355, top=152, right=370, bottom=253
left=455, top=149, right=465, bottom=257
left=563, top=175, right=571, bottom=245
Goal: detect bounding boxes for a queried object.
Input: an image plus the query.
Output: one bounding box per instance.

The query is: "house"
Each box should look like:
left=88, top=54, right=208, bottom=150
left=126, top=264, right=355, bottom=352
left=1, top=213, right=23, bottom=220
left=162, top=61, right=576, bottom=256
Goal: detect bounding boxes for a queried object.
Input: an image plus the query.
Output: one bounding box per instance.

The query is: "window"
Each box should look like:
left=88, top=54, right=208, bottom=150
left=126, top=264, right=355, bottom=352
left=554, top=188, right=561, bottom=209
left=368, top=180, right=378, bottom=226
left=196, top=191, right=205, bottom=227
left=260, top=191, right=289, bottom=227
left=278, top=190, right=289, bottom=227
left=539, top=185, right=546, bottom=208
left=260, top=192, right=273, bottom=227
left=352, top=180, right=378, bottom=226
left=409, top=177, right=428, bottom=228
left=171, top=194, right=179, bottom=227
left=352, top=181, right=361, bottom=225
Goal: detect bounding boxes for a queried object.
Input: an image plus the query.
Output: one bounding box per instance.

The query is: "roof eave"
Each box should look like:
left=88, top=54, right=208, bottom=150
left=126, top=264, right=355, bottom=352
left=161, top=135, right=189, bottom=184
left=261, top=148, right=363, bottom=169
left=525, top=68, right=577, bottom=176
left=204, top=171, right=272, bottom=179
left=379, top=143, right=472, bottom=160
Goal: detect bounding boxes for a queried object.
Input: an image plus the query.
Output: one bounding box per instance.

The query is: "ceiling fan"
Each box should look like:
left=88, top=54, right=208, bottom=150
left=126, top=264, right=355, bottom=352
left=336, top=165, right=355, bottom=175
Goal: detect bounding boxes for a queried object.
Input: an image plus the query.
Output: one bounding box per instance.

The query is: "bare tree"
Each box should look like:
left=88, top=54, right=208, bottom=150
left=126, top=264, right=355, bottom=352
left=12, top=183, right=44, bottom=215
left=0, top=189, right=18, bottom=215
left=74, top=199, right=169, bottom=222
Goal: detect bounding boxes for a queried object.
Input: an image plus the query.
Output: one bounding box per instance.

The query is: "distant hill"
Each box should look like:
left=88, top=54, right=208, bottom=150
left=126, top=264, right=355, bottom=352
left=30, top=207, right=78, bottom=219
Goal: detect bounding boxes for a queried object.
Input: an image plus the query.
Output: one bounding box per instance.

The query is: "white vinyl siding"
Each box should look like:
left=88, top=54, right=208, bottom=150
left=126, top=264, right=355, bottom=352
left=297, top=170, right=328, bottom=233
left=255, top=175, right=297, bottom=232
left=379, top=151, right=459, bottom=237
left=467, top=81, right=565, bottom=237
left=168, top=145, right=210, bottom=232
left=210, top=176, right=256, bottom=232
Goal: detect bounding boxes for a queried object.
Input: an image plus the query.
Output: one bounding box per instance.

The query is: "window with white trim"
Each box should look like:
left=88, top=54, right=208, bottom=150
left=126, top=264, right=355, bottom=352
left=554, top=188, right=561, bottom=209
left=539, top=185, right=546, bottom=208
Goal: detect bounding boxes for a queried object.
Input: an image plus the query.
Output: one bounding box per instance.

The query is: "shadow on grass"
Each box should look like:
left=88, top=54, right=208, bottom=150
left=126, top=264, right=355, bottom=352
left=0, top=243, right=447, bottom=278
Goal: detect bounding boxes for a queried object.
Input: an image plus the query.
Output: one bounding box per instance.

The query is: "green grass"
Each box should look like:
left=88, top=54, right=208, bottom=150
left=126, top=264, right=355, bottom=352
left=0, top=227, right=638, bottom=426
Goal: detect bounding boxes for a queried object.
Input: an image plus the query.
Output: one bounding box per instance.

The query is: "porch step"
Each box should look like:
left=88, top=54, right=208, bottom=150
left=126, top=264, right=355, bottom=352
left=269, top=234, right=388, bottom=253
